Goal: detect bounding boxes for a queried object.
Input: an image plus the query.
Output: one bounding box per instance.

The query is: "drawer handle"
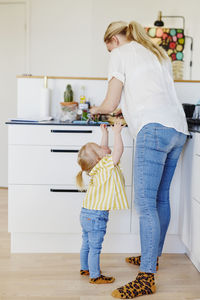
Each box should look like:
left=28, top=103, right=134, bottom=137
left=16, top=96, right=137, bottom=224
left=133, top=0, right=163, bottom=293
left=51, top=149, right=79, bottom=153
left=50, top=188, right=86, bottom=193
left=51, top=130, right=93, bottom=133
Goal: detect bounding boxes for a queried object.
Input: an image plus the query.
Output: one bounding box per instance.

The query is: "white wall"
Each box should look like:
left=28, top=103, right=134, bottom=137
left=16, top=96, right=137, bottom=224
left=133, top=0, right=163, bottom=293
left=0, top=2, right=26, bottom=187
left=27, top=0, right=200, bottom=79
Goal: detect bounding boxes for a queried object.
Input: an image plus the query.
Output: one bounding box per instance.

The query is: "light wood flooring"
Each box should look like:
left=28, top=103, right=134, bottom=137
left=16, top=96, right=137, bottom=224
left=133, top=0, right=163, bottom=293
left=0, top=188, right=200, bottom=300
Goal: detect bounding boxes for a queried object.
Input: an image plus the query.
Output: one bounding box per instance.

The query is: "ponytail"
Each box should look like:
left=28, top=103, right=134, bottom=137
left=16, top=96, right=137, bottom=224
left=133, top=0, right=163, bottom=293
left=126, top=21, right=167, bottom=62
left=76, top=170, right=85, bottom=191
left=104, top=20, right=167, bottom=63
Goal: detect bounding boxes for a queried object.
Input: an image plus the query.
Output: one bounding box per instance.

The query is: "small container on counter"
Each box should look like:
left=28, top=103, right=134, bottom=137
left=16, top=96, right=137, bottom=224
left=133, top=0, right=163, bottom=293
left=59, top=102, right=78, bottom=122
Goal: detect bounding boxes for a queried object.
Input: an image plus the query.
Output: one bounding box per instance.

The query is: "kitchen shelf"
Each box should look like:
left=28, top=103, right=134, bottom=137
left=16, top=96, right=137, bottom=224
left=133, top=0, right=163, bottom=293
left=16, top=75, right=107, bottom=80
left=16, top=75, right=200, bottom=82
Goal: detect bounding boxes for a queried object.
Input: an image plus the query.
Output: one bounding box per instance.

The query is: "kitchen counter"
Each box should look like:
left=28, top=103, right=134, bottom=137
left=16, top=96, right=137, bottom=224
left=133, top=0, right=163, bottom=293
left=6, top=120, right=200, bottom=133
left=5, top=120, right=107, bottom=126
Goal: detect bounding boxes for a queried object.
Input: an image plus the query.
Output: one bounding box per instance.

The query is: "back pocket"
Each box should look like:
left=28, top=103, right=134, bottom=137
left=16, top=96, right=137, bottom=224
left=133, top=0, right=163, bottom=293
left=80, top=215, right=94, bottom=231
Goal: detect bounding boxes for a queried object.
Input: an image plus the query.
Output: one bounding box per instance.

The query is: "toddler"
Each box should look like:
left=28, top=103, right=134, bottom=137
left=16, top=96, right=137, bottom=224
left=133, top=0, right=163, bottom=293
left=76, top=120, right=129, bottom=284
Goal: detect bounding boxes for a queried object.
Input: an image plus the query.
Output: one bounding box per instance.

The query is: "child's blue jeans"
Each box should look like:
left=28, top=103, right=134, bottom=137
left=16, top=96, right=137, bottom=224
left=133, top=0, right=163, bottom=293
left=134, top=123, right=187, bottom=273
left=80, top=207, right=109, bottom=278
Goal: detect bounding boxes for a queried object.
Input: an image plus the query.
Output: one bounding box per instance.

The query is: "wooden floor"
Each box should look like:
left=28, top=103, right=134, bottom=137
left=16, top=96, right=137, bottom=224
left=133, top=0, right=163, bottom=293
left=0, top=189, right=200, bottom=300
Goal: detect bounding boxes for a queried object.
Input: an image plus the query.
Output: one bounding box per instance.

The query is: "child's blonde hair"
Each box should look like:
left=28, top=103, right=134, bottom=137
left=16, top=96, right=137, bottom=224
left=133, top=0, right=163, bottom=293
left=76, top=142, right=102, bottom=190
left=104, top=20, right=167, bottom=63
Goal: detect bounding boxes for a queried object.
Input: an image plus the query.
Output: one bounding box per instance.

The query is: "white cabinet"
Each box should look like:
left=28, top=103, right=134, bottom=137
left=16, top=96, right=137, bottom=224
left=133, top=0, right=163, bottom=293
left=180, top=136, right=194, bottom=251
left=192, top=154, right=200, bottom=204
left=191, top=199, right=200, bottom=272
left=180, top=132, right=200, bottom=271
left=191, top=133, right=200, bottom=271
left=8, top=123, right=190, bottom=254
left=9, top=185, right=132, bottom=234
left=8, top=124, right=133, bottom=147
left=8, top=125, right=102, bottom=146
left=9, top=185, right=84, bottom=233
left=9, top=145, right=80, bottom=185
left=9, top=145, right=133, bottom=186
left=8, top=124, right=134, bottom=252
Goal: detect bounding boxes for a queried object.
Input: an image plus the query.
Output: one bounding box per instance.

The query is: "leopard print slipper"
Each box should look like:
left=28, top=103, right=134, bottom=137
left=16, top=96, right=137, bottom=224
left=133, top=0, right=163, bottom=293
left=111, top=272, right=156, bottom=298
left=125, top=255, right=159, bottom=271
left=89, top=274, right=115, bottom=284
left=80, top=269, right=102, bottom=276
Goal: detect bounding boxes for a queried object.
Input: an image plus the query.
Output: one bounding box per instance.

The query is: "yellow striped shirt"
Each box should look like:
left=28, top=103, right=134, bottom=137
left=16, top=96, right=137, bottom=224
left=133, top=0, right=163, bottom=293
left=83, top=155, right=129, bottom=210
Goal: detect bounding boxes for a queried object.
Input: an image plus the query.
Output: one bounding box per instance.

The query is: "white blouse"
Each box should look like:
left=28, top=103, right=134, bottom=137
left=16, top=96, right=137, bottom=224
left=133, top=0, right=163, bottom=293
left=108, top=41, right=189, bottom=138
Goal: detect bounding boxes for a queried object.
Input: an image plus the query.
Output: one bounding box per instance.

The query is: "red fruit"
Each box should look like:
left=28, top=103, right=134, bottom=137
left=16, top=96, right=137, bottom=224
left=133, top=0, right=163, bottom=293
left=169, top=42, right=176, bottom=49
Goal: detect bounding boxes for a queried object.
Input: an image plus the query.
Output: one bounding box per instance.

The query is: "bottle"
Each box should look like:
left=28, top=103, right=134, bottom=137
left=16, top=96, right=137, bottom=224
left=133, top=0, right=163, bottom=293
left=79, top=86, right=88, bottom=111
left=80, top=86, right=86, bottom=104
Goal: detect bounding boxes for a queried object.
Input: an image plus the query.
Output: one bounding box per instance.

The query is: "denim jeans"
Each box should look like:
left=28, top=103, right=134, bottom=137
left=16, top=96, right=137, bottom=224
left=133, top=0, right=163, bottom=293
left=80, top=207, right=109, bottom=278
left=134, top=123, right=187, bottom=273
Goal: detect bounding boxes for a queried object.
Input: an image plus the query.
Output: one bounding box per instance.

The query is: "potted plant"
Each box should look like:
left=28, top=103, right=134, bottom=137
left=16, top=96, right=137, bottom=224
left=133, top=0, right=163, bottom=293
left=60, top=84, right=78, bottom=122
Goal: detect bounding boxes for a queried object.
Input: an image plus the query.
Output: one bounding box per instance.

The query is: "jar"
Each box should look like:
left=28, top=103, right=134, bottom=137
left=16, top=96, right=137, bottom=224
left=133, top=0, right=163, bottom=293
left=60, top=102, right=78, bottom=122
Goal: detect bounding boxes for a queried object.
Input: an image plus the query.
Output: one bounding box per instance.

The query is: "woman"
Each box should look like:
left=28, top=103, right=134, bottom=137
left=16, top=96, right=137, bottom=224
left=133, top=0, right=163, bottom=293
left=90, top=21, right=189, bottom=299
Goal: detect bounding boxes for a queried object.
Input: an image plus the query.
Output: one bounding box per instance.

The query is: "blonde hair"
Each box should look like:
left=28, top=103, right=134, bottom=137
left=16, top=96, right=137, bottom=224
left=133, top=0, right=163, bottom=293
left=76, top=143, right=101, bottom=190
left=104, top=20, right=167, bottom=62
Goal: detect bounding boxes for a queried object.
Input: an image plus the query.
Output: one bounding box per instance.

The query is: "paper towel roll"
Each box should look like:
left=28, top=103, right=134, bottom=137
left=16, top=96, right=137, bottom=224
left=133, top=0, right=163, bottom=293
left=40, top=87, right=51, bottom=119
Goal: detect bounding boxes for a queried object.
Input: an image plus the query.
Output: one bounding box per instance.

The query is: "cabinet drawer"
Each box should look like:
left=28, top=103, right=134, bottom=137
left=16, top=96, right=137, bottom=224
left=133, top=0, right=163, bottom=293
left=9, top=145, right=133, bottom=186
left=9, top=145, right=80, bottom=185
left=192, top=154, right=200, bottom=203
left=8, top=125, right=133, bottom=147
left=9, top=185, right=132, bottom=234
left=8, top=185, right=84, bottom=233
left=9, top=125, right=101, bottom=146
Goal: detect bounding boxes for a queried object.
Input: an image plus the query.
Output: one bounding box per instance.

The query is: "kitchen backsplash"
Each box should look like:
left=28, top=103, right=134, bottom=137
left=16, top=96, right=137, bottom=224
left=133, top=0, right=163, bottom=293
left=17, top=77, right=108, bottom=119
left=17, top=77, right=200, bottom=119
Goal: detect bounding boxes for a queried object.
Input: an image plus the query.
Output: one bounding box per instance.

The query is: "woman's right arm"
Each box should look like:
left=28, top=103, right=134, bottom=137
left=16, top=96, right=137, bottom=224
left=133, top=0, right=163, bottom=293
left=90, top=77, right=123, bottom=115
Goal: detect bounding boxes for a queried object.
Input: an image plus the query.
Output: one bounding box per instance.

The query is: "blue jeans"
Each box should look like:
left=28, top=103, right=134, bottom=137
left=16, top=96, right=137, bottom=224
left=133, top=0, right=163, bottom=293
left=80, top=207, right=109, bottom=278
left=134, top=123, right=187, bottom=273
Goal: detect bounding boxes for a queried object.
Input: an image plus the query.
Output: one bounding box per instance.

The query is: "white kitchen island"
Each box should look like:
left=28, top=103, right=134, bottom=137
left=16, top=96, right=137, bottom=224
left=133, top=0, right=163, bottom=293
left=7, top=121, right=189, bottom=256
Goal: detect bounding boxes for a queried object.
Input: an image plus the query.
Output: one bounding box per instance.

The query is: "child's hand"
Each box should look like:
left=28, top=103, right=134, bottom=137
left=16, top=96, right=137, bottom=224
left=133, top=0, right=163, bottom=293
left=112, top=119, right=124, bottom=133
left=100, top=124, right=108, bottom=134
